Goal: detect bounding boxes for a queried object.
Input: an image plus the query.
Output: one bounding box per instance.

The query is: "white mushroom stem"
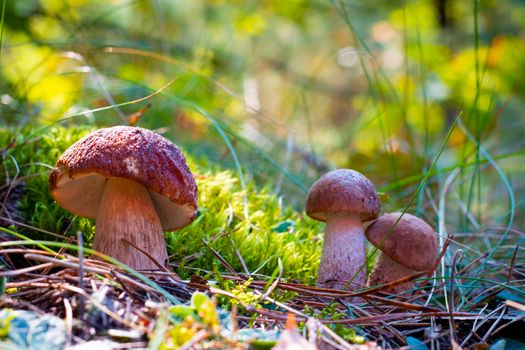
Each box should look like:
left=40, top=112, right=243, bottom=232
left=94, top=177, right=168, bottom=270
left=317, top=215, right=366, bottom=290
left=367, top=253, right=416, bottom=294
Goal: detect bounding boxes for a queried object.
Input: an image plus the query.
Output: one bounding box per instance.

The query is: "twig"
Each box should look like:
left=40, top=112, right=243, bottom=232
left=230, top=237, right=250, bottom=275
left=202, top=238, right=237, bottom=274
left=490, top=309, right=525, bottom=337
left=460, top=303, right=488, bottom=347
left=63, top=298, right=73, bottom=347
left=179, top=330, right=211, bottom=350
left=23, top=253, right=159, bottom=294
left=460, top=304, right=505, bottom=347
left=448, top=250, right=463, bottom=345
left=481, top=305, right=507, bottom=342
left=61, top=283, right=147, bottom=332
left=505, top=300, right=525, bottom=312
left=348, top=300, right=405, bottom=344
left=259, top=257, right=283, bottom=303
left=0, top=216, right=69, bottom=240
left=363, top=294, right=440, bottom=312
left=438, top=167, right=460, bottom=315
left=506, top=244, right=519, bottom=284
left=0, top=156, right=19, bottom=220
left=0, top=262, right=54, bottom=276
left=77, top=231, right=86, bottom=320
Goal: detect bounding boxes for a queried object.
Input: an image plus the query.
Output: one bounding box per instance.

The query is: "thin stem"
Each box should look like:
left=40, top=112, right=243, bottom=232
left=318, top=215, right=365, bottom=290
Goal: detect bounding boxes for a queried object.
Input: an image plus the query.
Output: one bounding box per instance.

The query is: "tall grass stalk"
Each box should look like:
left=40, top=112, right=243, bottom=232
left=0, top=0, right=5, bottom=66
left=351, top=113, right=462, bottom=288
left=333, top=0, right=402, bottom=182
left=464, top=0, right=483, bottom=231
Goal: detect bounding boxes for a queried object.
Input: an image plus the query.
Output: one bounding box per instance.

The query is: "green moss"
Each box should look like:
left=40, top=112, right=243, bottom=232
left=169, top=169, right=322, bottom=283
left=1, top=126, right=96, bottom=242
left=0, top=309, right=14, bottom=339
left=0, top=126, right=322, bottom=283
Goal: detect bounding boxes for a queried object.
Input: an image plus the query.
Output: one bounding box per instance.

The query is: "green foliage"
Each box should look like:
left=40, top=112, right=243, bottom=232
left=169, top=292, right=219, bottom=330
left=1, top=126, right=96, bottom=242
left=227, top=278, right=261, bottom=308
left=164, top=292, right=221, bottom=348
left=158, top=292, right=230, bottom=349
left=155, top=291, right=282, bottom=349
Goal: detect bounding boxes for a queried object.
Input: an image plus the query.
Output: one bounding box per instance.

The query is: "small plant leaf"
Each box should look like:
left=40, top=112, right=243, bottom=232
left=0, top=310, right=66, bottom=350
left=272, top=220, right=295, bottom=233
left=489, top=339, right=525, bottom=350
left=407, top=336, right=429, bottom=350
left=191, top=292, right=220, bottom=330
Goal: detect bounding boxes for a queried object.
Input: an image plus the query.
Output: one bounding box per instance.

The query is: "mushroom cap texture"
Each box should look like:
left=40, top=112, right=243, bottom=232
left=306, top=169, right=380, bottom=222
left=49, top=126, right=198, bottom=231
left=365, top=212, right=437, bottom=271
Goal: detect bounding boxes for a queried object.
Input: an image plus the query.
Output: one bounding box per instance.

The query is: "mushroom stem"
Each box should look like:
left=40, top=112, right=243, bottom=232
left=317, top=215, right=366, bottom=290
left=94, top=177, right=168, bottom=270
left=367, top=253, right=416, bottom=293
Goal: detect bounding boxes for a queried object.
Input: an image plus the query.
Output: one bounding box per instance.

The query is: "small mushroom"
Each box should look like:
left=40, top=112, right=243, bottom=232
left=49, top=126, right=198, bottom=270
left=306, top=169, right=380, bottom=290
left=365, top=212, right=437, bottom=293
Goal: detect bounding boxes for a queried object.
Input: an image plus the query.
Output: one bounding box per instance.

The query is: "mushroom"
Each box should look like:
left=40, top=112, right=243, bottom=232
left=365, top=212, right=437, bottom=293
left=49, top=126, right=198, bottom=270
left=306, top=169, right=380, bottom=290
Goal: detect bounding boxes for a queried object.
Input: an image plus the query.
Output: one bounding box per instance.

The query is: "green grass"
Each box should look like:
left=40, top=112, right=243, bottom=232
left=1, top=126, right=95, bottom=238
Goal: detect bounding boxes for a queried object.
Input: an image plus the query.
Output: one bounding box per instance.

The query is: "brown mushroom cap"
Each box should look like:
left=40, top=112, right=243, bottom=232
left=306, top=169, right=380, bottom=222
left=365, top=212, right=437, bottom=271
left=49, top=126, right=198, bottom=231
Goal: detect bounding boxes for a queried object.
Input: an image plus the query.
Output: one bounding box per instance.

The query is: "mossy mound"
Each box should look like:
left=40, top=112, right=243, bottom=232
left=0, top=125, right=322, bottom=283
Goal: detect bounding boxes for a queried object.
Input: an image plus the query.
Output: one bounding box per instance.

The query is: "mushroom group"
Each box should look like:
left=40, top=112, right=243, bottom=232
left=49, top=126, right=198, bottom=271
left=306, top=169, right=438, bottom=295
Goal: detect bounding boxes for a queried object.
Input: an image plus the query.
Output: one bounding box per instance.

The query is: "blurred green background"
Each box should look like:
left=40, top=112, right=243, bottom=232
left=1, top=0, right=524, bottom=237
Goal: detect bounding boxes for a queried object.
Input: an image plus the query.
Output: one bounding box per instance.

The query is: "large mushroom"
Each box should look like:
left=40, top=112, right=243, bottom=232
left=49, top=126, right=198, bottom=270
left=306, top=169, right=380, bottom=290
left=365, top=212, right=437, bottom=293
